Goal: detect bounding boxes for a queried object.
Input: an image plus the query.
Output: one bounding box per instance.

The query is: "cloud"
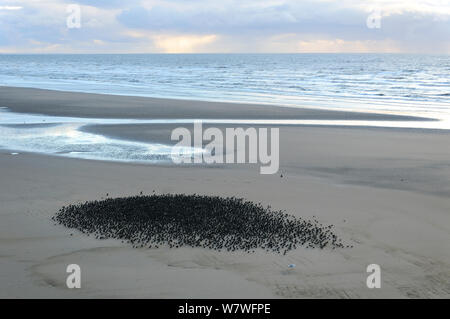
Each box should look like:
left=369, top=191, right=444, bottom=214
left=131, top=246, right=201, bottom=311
left=0, top=0, right=449, bottom=53
left=115, top=0, right=450, bottom=52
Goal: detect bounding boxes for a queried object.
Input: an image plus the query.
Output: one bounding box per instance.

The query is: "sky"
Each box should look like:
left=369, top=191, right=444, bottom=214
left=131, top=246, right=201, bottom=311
left=0, top=0, right=449, bottom=53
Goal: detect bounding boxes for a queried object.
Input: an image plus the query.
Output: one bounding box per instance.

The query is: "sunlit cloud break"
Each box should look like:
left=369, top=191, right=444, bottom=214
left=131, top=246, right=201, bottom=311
left=0, top=6, right=22, bottom=10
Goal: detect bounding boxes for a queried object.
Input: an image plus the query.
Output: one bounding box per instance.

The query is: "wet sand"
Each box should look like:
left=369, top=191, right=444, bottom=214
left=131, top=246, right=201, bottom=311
left=0, top=86, right=432, bottom=121
left=0, top=87, right=449, bottom=298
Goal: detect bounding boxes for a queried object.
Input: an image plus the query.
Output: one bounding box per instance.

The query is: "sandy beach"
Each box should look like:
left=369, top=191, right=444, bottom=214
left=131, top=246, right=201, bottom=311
left=1, top=87, right=449, bottom=298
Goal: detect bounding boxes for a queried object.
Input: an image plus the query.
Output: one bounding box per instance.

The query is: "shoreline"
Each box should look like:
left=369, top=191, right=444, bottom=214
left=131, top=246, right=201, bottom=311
left=0, top=86, right=435, bottom=121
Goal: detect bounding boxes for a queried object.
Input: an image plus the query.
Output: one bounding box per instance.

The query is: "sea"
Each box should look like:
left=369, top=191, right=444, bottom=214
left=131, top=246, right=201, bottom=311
left=0, top=53, right=449, bottom=119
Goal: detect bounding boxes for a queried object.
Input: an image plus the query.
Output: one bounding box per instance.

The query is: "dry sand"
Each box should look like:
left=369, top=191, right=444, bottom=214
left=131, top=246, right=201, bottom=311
left=0, top=87, right=449, bottom=298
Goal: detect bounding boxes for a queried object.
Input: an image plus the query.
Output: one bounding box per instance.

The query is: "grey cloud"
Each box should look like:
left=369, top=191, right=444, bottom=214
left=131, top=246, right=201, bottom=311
left=1, top=0, right=449, bottom=53
left=116, top=2, right=449, bottom=52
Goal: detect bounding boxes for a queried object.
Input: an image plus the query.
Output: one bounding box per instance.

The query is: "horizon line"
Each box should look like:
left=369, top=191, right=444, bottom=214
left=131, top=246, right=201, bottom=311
left=1, top=52, right=449, bottom=55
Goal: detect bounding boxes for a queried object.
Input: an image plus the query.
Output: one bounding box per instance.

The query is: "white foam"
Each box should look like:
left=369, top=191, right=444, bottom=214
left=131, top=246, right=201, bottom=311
left=0, top=109, right=203, bottom=163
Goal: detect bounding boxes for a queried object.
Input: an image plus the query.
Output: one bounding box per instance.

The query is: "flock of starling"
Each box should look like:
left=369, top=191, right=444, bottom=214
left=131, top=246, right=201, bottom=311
left=53, top=194, right=348, bottom=254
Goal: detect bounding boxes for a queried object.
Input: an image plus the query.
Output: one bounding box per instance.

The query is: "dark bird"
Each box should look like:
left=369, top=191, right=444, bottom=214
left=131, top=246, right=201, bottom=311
left=53, top=194, right=347, bottom=254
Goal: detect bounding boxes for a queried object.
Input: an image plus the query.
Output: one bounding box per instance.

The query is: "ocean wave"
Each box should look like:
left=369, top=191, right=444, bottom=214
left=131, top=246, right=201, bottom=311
left=1, top=54, right=449, bottom=118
